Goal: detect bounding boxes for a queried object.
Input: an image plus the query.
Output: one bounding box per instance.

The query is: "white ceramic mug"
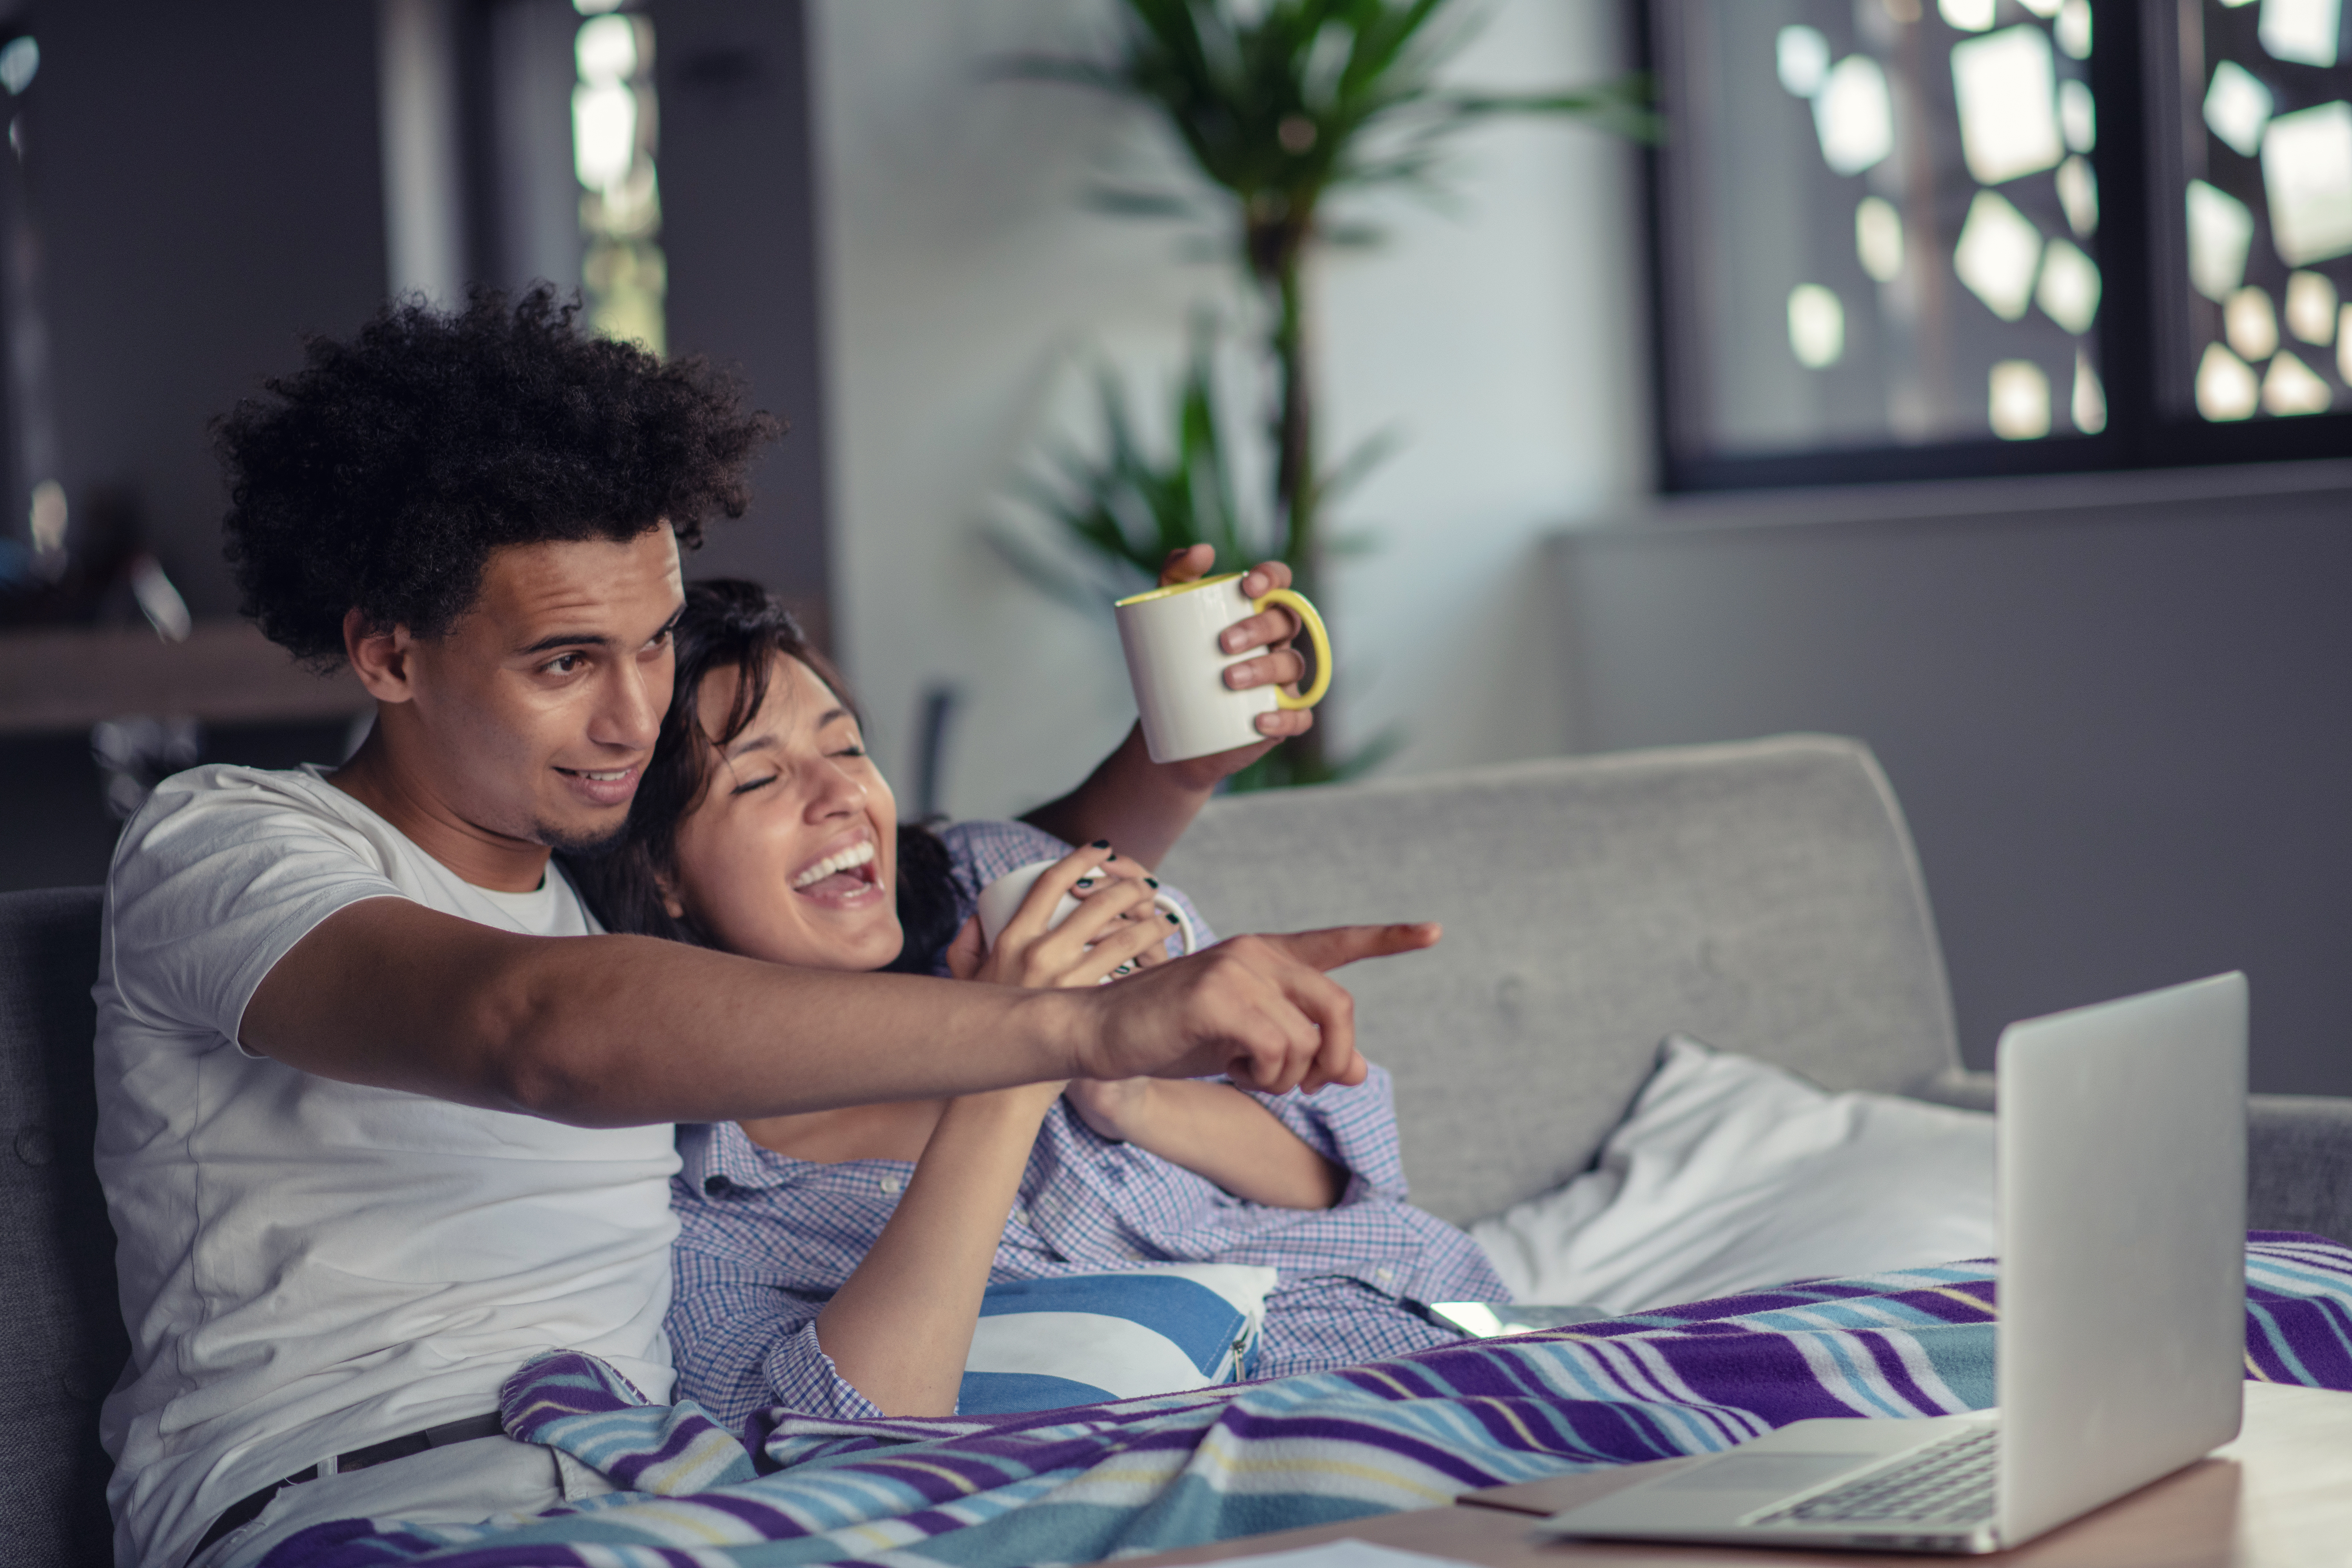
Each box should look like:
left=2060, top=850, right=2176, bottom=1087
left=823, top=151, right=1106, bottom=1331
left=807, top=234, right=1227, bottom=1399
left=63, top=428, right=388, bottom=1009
left=1114, top=572, right=1333, bottom=764
left=975, top=858, right=1198, bottom=980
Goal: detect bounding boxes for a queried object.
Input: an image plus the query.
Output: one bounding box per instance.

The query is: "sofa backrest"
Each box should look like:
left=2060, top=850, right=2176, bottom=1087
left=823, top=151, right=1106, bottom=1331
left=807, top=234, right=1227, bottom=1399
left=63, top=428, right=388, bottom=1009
left=1158, top=735, right=1960, bottom=1226
left=0, top=886, right=123, bottom=1566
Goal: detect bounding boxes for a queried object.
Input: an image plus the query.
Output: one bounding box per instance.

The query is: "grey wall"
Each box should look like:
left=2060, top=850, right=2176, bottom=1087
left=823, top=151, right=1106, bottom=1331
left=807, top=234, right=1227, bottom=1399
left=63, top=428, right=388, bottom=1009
left=1553, top=460, right=2352, bottom=1097
left=32, top=0, right=829, bottom=626
left=4, top=0, right=831, bottom=895
left=0, top=4, right=387, bottom=894
left=38, top=0, right=389, bottom=619
left=652, top=0, right=832, bottom=632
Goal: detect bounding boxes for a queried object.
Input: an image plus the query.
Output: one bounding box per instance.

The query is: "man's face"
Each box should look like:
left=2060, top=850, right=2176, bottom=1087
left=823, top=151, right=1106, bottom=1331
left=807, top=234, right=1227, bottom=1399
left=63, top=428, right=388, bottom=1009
left=396, top=526, right=683, bottom=856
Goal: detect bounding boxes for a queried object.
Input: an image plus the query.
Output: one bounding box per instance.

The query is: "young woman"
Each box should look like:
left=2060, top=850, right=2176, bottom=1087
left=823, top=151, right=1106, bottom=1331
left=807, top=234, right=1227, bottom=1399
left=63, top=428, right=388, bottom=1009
left=570, top=577, right=1504, bottom=1434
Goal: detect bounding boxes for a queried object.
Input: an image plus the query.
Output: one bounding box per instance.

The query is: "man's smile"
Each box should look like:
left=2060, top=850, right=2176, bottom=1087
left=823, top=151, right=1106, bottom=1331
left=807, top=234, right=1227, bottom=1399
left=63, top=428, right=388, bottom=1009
left=555, top=763, right=642, bottom=808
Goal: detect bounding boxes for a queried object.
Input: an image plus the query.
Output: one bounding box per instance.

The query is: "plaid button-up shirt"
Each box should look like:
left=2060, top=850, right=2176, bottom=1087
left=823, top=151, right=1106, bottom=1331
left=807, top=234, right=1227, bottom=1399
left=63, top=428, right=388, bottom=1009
left=666, top=819, right=1506, bottom=1432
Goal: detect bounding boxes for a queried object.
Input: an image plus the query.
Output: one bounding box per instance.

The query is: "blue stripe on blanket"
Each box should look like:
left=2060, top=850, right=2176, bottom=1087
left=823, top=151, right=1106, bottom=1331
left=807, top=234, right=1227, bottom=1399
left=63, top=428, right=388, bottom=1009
left=252, top=1235, right=2352, bottom=1568
left=956, top=1371, right=1120, bottom=1414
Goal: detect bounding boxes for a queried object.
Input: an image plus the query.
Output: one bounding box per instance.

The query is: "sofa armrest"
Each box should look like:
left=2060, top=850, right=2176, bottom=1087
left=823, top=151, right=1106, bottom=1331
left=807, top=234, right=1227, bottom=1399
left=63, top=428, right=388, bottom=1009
left=1909, top=1067, right=1997, bottom=1114
left=1908, top=1072, right=2352, bottom=1247
left=2246, top=1095, right=2352, bottom=1247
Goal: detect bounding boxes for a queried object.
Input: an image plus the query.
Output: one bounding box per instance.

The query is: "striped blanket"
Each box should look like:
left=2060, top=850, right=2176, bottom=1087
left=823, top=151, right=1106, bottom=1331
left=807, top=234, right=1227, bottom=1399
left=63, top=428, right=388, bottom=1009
left=263, top=1235, right=2352, bottom=1568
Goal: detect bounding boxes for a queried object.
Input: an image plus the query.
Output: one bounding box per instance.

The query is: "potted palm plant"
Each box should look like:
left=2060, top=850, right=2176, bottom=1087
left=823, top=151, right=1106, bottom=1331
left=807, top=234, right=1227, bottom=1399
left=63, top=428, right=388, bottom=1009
left=1004, top=0, right=1652, bottom=785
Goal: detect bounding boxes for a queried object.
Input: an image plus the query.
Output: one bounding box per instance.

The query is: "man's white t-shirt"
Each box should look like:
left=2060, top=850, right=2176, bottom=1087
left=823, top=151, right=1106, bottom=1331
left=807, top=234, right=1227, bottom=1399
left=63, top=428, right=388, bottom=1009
left=94, top=764, right=679, bottom=1568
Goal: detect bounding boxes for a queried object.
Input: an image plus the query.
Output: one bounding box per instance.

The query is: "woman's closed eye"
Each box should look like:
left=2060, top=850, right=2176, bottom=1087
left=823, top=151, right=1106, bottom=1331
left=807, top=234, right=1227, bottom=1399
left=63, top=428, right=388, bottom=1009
left=731, top=773, right=779, bottom=797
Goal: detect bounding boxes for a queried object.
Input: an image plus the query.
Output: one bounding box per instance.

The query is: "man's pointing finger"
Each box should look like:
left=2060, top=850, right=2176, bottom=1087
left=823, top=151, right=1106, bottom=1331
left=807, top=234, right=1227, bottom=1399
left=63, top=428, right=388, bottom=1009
left=1262, top=923, right=1442, bottom=973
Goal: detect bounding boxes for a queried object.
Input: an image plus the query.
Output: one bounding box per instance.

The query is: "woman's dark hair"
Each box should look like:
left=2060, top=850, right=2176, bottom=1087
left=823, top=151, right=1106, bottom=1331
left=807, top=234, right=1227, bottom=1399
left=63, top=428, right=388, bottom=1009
left=217, top=287, right=781, bottom=668
left=563, top=579, right=962, bottom=974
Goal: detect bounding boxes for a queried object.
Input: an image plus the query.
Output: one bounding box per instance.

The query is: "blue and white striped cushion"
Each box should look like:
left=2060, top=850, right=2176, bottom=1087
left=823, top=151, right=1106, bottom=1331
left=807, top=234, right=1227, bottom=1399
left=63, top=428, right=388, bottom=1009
left=956, top=1264, right=1278, bottom=1414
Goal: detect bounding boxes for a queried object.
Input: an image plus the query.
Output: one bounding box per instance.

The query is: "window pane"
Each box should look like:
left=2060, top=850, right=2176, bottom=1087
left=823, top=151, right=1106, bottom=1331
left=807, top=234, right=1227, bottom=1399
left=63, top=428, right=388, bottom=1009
left=1654, top=0, right=2106, bottom=463
left=2169, top=2, right=2352, bottom=421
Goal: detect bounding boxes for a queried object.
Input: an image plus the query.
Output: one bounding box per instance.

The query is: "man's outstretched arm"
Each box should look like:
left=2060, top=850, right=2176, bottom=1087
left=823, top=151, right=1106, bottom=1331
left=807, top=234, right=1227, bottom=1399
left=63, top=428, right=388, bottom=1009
left=241, top=897, right=1437, bottom=1127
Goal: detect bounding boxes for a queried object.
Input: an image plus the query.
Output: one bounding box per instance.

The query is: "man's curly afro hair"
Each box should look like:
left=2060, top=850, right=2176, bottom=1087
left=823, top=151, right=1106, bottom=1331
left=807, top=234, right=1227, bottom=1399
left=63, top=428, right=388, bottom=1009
left=218, top=287, right=781, bottom=669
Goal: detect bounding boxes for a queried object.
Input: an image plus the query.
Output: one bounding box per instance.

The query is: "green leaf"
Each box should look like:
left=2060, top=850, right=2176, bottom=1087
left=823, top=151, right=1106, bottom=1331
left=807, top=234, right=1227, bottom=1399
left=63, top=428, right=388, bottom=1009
left=1221, top=722, right=1406, bottom=791
left=1078, top=185, right=1206, bottom=219
left=981, top=523, right=1130, bottom=614
left=1313, top=426, right=1401, bottom=507
left=1009, top=3, right=1659, bottom=229
left=998, top=320, right=1275, bottom=601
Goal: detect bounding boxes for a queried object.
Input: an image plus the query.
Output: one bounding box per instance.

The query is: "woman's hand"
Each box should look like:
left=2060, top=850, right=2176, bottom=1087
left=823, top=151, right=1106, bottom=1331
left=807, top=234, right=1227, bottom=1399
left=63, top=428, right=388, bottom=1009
left=944, top=842, right=1180, bottom=991
left=1154, top=545, right=1313, bottom=790
left=1016, top=546, right=1317, bottom=862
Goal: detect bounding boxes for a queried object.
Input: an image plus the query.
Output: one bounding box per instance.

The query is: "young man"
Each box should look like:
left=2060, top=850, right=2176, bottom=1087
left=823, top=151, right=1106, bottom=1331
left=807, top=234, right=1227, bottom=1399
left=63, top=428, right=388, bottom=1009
left=97, top=291, right=1432, bottom=1568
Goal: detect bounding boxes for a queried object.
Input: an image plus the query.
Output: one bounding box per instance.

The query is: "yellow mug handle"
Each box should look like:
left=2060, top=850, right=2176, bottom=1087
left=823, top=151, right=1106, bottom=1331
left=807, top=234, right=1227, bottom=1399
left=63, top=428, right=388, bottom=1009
left=1252, top=587, right=1332, bottom=711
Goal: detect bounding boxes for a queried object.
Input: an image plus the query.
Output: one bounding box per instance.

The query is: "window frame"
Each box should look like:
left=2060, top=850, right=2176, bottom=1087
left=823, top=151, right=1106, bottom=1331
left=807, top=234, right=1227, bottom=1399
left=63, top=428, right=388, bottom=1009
left=1636, top=0, right=2352, bottom=494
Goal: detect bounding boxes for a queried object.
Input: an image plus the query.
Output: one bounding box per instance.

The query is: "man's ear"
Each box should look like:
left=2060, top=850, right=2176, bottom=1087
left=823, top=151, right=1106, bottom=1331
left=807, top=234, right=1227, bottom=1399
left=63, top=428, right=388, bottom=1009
left=343, top=608, right=417, bottom=704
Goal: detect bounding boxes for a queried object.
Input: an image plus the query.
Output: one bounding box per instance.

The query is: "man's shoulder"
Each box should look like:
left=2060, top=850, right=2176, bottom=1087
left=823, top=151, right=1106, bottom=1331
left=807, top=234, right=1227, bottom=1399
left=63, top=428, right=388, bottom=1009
left=99, top=763, right=410, bottom=1033
left=111, top=762, right=374, bottom=886
left=131, top=760, right=350, bottom=829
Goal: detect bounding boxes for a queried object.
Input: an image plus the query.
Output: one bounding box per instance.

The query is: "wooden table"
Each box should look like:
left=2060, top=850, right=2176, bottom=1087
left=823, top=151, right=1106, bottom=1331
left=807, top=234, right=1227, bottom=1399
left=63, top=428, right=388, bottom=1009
left=1122, top=1381, right=2352, bottom=1567
left=0, top=621, right=363, bottom=734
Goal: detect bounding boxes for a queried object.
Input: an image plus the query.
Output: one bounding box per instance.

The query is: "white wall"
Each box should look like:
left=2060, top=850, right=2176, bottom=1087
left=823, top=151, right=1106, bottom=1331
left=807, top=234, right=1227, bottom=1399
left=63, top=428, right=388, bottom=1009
left=810, top=0, right=1647, bottom=817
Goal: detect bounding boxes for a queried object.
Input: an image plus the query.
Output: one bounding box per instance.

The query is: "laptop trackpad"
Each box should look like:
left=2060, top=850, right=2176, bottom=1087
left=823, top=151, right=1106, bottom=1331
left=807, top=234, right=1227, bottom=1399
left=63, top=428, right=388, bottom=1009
left=1659, top=1455, right=1866, bottom=1493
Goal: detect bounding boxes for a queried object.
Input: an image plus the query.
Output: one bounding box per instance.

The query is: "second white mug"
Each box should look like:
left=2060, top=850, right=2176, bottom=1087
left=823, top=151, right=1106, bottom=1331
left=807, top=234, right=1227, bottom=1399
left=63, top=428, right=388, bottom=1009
left=974, top=858, right=1198, bottom=981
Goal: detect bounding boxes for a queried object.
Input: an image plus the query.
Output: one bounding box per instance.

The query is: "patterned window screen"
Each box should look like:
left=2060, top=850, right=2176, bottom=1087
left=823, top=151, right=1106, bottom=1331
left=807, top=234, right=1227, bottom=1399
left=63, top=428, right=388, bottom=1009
left=2170, top=0, right=2352, bottom=423
left=1646, top=0, right=2352, bottom=487
left=1652, top=0, right=2105, bottom=465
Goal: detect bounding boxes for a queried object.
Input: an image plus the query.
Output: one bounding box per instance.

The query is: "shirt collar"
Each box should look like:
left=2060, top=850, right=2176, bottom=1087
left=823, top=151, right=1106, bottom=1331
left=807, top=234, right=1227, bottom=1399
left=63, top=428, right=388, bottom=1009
left=676, top=1119, right=799, bottom=1195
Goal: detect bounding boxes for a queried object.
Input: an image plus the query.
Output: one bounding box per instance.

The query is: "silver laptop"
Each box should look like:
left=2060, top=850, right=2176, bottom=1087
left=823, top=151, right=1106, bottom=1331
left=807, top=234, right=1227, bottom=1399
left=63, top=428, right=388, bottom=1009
left=1537, top=972, right=2248, bottom=1555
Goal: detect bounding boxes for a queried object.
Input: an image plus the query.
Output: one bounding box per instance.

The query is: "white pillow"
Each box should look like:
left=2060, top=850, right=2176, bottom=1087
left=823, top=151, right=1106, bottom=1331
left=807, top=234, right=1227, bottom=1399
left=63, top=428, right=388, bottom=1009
left=1472, top=1036, right=1996, bottom=1316
left=958, top=1263, right=1279, bottom=1414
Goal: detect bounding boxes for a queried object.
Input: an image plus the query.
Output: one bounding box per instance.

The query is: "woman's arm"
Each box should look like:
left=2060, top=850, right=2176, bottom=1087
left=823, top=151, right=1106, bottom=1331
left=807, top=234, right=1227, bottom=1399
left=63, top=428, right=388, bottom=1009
left=1063, top=1077, right=1347, bottom=1210
left=809, top=1084, right=1062, bottom=1415
left=807, top=848, right=1188, bottom=1416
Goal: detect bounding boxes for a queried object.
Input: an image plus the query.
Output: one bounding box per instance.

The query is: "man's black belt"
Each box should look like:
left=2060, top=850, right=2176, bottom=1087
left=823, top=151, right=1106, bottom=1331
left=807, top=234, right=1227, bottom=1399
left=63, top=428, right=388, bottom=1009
left=187, top=1412, right=505, bottom=1564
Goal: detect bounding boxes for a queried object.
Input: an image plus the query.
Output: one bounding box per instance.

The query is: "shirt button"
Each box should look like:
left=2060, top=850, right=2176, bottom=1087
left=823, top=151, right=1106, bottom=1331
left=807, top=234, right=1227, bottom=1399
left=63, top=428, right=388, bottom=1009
left=1374, top=1267, right=1396, bottom=1287
left=879, top=1175, right=903, bottom=1195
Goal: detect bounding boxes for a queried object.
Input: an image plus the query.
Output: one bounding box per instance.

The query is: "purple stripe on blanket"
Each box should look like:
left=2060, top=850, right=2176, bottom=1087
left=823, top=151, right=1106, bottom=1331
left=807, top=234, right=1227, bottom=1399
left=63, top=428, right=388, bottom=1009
left=260, top=1242, right=2352, bottom=1568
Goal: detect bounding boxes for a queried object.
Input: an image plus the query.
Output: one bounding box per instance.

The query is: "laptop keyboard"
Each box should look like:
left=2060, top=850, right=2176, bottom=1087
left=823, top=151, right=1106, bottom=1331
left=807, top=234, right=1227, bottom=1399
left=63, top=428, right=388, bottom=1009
left=1753, top=1426, right=1999, bottom=1527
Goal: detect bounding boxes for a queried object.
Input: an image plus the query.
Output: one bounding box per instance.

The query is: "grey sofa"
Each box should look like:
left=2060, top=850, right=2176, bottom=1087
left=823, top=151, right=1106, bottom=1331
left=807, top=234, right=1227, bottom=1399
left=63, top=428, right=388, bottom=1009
left=5, top=733, right=2347, bottom=1565
left=1163, top=734, right=2352, bottom=1238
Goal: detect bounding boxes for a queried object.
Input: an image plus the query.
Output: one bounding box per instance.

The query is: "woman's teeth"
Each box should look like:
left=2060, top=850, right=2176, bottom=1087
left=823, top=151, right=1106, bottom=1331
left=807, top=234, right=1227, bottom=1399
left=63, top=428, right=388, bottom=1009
left=791, top=840, right=876, bottom=889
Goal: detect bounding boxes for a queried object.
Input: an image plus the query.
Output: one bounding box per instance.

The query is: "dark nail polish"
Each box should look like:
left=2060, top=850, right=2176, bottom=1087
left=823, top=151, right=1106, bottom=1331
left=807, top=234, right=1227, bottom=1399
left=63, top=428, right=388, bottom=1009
left=1091, top=839, right=1111, bottom=849
left=1145, top=877, right=1160, bottom=888
left=1165, top=911, right=1181, bottom=925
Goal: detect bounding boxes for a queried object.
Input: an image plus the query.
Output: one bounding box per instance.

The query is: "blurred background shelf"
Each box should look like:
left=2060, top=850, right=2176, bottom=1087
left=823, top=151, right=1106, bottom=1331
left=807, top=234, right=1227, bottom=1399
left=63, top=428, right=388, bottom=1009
left=0, top=620, right=363, bottom=735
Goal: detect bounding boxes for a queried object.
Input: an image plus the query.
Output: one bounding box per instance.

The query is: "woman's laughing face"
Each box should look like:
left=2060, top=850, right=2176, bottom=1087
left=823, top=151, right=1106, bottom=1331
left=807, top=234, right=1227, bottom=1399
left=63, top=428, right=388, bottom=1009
left=664, top=654, right=904, bottom=972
